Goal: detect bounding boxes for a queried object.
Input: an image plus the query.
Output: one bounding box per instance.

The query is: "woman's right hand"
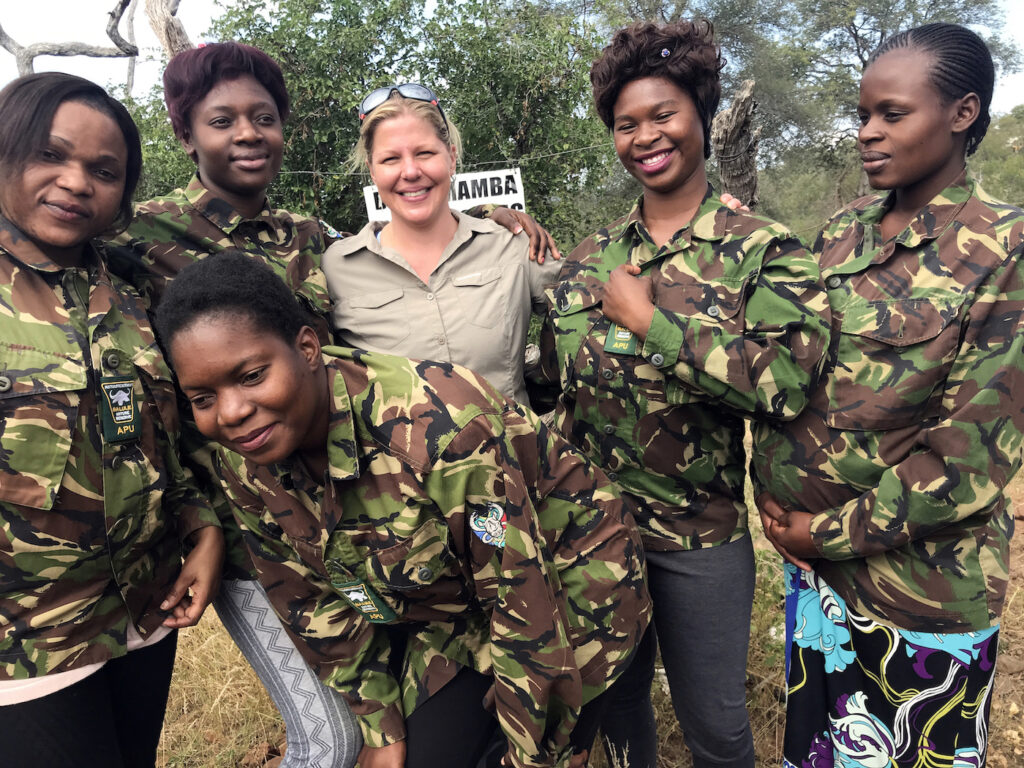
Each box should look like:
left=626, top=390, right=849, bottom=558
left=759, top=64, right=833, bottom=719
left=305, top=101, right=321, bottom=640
left=357, top=741, right=406, bottom=768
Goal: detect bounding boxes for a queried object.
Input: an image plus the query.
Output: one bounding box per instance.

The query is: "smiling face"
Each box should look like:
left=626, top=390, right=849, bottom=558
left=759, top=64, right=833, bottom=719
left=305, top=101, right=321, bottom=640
left=0, top=100, right=126, bottom=267
left=612, top=76, right=707, bottom=200
left=367, top=111, right=456, bottom=228
left=181, top=74, right=284, bottom=218
left=171, top=313, right=328, bottom=468
left=857, top=48, right=975, bottom=205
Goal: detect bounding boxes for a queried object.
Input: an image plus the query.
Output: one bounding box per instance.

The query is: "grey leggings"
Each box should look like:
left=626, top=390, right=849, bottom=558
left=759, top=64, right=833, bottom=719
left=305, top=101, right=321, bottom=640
left=214, top=578, right=362, bottom=768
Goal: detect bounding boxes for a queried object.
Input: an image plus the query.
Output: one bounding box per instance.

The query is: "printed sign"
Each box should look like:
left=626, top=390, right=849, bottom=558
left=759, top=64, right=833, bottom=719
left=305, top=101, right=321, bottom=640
left=363, top=168, right=526, bottom=222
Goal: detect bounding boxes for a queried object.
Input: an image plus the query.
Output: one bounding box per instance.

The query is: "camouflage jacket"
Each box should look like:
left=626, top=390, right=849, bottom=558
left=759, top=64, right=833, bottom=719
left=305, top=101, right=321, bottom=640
left=105, top=175, right=339, bottom=576
left=534, top=188, right=830, bottom=551
left=0, top=220, right=217, bottom=679
left=216, top=347, right=650, bottom=768
left=752, top=173, right=1024, bottom=632
left=107, top=174, right=335, bottom=328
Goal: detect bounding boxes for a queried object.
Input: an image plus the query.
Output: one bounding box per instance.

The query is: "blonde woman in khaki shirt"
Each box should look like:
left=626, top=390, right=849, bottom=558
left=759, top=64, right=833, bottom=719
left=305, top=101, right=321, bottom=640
left=323, top=85, right=560, bottom=407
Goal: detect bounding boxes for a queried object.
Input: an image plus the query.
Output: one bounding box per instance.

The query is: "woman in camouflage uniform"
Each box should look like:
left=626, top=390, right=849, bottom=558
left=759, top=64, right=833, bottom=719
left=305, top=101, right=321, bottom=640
left=0, top=72, right=223, bottom=767
left=754, top=23, right=1024, bottom=768
left=530, top=20, right=831, bottom=768
left=153, top=251, right=650, bottom=768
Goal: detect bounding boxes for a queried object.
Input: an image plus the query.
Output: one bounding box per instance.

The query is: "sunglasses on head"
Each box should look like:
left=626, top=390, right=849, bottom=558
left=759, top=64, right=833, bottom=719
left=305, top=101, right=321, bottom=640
left=359, top=83, right=449, bottom=136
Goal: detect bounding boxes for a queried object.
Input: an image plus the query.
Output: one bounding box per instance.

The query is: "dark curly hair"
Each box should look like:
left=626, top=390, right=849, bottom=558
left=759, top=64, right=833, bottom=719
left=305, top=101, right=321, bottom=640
left=867, top=23, right=994, bottom=156
left=163, top=42, right=290, bottom=141
left=590, top=20, right=725, bottom=159
left=0, top=72, right=142, bottom=230
left=155, top=250, right=309, bottom=362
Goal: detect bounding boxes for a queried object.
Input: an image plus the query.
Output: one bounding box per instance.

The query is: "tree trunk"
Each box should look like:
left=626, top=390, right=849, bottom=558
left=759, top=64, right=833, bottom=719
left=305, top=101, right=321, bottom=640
left=711, top=79, right=760, bottom=208
left=145, top=0, right=192, bottom=58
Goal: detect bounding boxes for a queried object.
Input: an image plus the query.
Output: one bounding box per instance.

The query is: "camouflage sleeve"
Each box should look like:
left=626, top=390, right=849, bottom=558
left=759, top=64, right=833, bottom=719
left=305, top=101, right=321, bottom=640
left=215, top=451, right=406, bottom=748
left=524, top=302, right=561, bottom=415
left=810, top=251, right=1024, bottom=559
left=641, top=236, right=830, bottom=419
left=428, top=405, right=647, bottom=768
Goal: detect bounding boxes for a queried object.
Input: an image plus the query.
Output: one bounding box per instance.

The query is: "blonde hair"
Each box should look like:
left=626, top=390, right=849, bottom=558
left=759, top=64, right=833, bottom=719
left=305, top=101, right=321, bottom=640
left=350, top=93, right=463, bottom=173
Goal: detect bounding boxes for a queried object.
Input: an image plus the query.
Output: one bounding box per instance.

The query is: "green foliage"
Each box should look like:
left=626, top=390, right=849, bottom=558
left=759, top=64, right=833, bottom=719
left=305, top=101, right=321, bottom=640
left=124, top=87, right=196, bottom=204
left=121, top=0, right=1022, bottom=251
left=209, top=0, right=427, bottom=230
left=971, top=107, right=1024, bottom=207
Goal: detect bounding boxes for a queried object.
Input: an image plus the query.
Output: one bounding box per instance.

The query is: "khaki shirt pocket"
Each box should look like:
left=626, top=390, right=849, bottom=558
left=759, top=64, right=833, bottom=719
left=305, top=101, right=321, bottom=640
left=452, top=266, right=505, bottom=329
left=336, top=288, right=410, bottom=348
left=0, top=343, right=87, bottom=510
left=827, top=298, right=963, bottom=431
left=365, top=518, right=468, bottom=618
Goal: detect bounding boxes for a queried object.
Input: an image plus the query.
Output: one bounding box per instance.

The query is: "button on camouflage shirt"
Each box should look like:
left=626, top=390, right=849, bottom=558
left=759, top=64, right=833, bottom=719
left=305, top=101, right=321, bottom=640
left=106, top=175, right=338, bottom=576
left=0, top=220, right=217, bottom=679
left=216, top=348, right=650, bottom=768
left=752, top=173, right=1024, bottom=632
left=535, top=188, right=830, bottom=551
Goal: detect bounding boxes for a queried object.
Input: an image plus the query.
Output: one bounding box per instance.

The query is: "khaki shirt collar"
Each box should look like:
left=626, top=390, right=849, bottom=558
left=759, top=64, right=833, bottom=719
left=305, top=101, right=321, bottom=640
left=332, top=209, right=489, bottom=275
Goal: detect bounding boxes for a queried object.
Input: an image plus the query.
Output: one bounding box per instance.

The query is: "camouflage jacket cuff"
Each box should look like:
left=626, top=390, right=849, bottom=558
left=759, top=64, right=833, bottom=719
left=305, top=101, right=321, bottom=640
left=176, top=501, right=222, bottom=544
left=468, top=203, right=497, bottom=219
left=641, top=308, right=684, bottom=371
left=809, top=509, right=853, bottom=560
left=355, top=703, right=406, bottom=748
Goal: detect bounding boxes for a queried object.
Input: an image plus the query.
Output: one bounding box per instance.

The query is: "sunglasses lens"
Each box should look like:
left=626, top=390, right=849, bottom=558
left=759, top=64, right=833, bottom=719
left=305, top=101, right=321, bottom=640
left=396, top=83, right=437, bottom=103
left=359, top=87, right=393, bottom=118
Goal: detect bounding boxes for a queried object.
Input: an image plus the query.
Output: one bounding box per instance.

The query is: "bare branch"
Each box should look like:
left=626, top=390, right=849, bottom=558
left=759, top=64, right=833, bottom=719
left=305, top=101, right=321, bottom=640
left=145, top=0, right=193, bottom=58
left=0, top=0, right=137, bottom=76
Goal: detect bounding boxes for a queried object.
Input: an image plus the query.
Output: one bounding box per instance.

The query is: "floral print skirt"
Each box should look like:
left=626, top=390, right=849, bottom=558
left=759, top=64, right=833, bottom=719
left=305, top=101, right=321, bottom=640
left=782, top=564, right=999, bottom=768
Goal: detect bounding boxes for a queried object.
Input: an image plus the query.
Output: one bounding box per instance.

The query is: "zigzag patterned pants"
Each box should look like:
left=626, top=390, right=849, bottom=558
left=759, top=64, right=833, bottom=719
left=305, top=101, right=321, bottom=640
left=215, top=578, right=362, bottom=767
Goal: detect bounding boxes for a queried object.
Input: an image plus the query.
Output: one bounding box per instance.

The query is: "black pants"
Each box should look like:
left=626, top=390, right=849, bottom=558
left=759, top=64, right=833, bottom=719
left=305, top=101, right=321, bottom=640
left=405, top=665, right=609, bottom=768
left=0, top=630, right=178, bottom=768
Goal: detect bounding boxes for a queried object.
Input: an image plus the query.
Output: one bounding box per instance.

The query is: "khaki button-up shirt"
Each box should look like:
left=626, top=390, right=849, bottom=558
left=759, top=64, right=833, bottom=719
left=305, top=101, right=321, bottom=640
left=324, top=211, right=560, bottom=406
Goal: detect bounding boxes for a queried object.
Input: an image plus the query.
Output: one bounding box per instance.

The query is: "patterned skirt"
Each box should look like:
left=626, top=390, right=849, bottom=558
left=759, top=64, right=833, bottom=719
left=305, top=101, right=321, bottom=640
left=782, top=564, right=999, bottom=768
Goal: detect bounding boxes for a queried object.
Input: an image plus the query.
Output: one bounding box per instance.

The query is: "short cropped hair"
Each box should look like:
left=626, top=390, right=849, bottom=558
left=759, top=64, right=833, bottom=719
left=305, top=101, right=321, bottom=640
left=0, top=72, right=142, bottom=229
left=590, top=20, right=725, bottom=159
left=155, top=250, right=309, bottom=360
left=163, top=42, right=290, bottom=140
left=868, top=23, right=994, bottom=156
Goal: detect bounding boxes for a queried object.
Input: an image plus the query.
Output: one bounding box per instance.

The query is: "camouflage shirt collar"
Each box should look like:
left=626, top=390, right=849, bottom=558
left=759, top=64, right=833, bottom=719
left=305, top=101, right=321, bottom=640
left=856, top=168, right=973, bottom=250
left=0, top=214, right=103, bottom=275
left=620, top=184, right=724, bottom=253
left=185, top=175, right=286, bottom=239
left=324, top=354, right=361, bottom=483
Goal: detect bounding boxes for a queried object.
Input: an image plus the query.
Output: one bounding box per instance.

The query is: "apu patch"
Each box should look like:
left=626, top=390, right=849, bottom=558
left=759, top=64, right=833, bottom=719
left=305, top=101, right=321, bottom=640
left=470, top=502, right=508, bottom=548
left=332, top=577, right=397, bottom=623
left=100, top=376, right=139, bottom=443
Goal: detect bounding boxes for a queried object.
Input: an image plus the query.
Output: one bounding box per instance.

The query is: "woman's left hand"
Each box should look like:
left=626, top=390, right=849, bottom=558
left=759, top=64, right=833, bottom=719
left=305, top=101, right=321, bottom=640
left=161, top=525, right=225, bottom=628
left=757, top=493, right=816, bottom=571
left=602, top=264, right=655, bottom=339
left=490, top=207, right=562, bottom=263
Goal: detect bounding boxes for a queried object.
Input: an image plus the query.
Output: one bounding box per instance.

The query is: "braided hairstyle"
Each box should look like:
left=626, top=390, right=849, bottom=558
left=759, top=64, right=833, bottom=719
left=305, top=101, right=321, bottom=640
left=868, top=23, right=994, bottom=156
left=590, top=20, right=725, bottom=159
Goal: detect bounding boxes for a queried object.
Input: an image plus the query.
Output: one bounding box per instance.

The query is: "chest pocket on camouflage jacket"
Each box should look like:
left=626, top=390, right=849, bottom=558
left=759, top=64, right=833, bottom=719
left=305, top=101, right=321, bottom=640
left=827, top=297, right=964, bottom=431
left=363, top=517, right=468, bottom=622
left=0, top=340, right=87, bottom=510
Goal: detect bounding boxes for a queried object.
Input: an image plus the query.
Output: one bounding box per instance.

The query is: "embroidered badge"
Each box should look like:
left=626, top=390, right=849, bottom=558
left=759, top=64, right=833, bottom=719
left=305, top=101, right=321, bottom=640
left=604, top=322, right=638, bottom=355
left=470, top=502, right=508, bottom=548
left=100, top=376, right=139, bottom=443
left=331, top=577, right=398, bottom=623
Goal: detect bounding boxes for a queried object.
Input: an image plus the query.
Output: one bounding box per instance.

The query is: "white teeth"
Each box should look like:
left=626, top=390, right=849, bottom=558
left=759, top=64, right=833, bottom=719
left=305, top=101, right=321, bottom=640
left=640, top=152, right=670, bottom=166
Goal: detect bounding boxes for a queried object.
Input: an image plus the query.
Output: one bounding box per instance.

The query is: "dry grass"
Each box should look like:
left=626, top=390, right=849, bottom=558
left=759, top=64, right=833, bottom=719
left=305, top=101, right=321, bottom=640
left=158, top=474, right=1024, bottom=767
